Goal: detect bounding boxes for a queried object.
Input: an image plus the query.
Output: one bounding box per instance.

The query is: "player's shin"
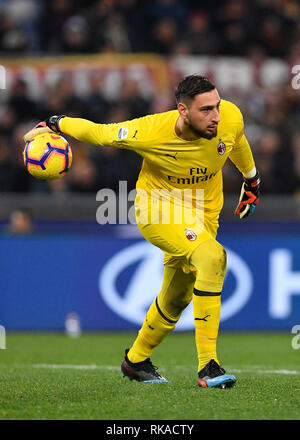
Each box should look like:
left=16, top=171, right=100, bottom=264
left=127, top=299, right=177, bottom=363
left=189, top=239, right=226, bottom=372
left=193, top=291, right=221, bottom=371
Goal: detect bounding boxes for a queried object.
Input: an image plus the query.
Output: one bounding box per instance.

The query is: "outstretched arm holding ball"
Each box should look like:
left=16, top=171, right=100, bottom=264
left=24, top=114, right=108, bottom=148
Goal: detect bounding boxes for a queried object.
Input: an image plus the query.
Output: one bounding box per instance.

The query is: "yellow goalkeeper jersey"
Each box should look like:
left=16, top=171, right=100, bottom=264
left=60, top=99, right=255, bottom=215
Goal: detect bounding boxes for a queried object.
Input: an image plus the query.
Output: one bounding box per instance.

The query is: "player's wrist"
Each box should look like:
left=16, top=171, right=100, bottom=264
left=243, top=170, right=261, bottom=195
left=46, top=115, right=66, bottom=133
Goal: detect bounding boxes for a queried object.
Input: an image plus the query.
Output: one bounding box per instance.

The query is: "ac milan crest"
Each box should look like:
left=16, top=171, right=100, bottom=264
left=185, top=229, right=197, bottom=241
left=217, top=141, right=226, bottom=155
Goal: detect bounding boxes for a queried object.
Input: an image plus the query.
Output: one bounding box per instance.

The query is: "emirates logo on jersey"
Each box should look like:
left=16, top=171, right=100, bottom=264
left=217, top=141, right=226, bottom=155
left=185, top=229, right=197, bottom=241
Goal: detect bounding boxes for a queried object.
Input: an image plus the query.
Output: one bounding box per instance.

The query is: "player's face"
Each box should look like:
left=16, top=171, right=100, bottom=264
left=182, top=89, right=221, bottom=139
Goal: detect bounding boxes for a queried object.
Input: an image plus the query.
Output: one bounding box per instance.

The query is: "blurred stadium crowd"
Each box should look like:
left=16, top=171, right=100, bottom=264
left=0, top=0, right=299, bottom=57
left=0, top=0, right=300, bottom=196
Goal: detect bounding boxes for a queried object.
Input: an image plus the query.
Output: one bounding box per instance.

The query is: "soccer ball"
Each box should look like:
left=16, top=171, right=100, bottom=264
left=23, top=132, right=72, bottom=180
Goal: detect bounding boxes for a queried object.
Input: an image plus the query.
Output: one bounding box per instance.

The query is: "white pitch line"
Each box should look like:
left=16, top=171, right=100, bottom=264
left=32, top=364, right=120, bottom=371
left=173, top=365, right=300, bottom=375
left=229, top=368, right=300, bottom=375
left=30, top=364, right=300, bottom=375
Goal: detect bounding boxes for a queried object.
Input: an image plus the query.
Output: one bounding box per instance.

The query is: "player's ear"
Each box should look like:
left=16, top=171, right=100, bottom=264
left=177, top=102, right=189, bottom=119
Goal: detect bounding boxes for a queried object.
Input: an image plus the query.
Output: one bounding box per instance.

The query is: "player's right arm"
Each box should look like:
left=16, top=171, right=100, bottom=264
left=24, top=115, right=106, bottom=144
left=24, top=114, right=152, bottom=152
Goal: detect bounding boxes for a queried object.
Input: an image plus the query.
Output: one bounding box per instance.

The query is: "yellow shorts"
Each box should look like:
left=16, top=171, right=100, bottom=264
left=136, top=199, right=220, bottom=274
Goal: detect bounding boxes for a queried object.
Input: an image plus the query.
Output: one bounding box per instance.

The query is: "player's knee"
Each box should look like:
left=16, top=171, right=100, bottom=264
left=191, top=240, right=227, bottom=278
left=214, top=246, right=227, bottom=278
left=169, top=293, right=191, bottom=314
left=160, top=292, right=192, bottom=320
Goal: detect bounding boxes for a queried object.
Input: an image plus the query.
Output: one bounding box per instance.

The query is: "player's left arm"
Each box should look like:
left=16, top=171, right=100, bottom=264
left=229, top=125, right=261, bottom=219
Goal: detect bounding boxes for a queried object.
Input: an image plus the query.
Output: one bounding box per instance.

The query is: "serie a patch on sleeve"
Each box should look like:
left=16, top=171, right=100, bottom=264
left=118, top=127, right=128, bottom=140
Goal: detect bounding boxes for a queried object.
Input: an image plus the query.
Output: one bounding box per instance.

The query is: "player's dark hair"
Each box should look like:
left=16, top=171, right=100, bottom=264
left=175, top=75, right=216, bottom=104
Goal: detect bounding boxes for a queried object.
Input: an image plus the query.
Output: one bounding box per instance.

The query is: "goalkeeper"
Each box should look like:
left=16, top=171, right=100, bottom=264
left=24, top=75, right=260, bottom=389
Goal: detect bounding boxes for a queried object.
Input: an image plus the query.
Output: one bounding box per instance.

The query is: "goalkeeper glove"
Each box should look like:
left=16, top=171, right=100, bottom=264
left=23, top=115, right=66, bottom=142
left=235, top=171, right=261, bottom=219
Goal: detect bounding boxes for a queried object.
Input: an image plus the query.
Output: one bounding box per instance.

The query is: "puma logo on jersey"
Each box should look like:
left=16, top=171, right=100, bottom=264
left=165, top=152, right=178, bottom=160
left=132, top=130, right=138, bottom=139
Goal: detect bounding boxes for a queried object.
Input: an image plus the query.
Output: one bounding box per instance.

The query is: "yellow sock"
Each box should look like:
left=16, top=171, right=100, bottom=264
left=193, top=292, right=221, bottom=371
left=127, top=299, right=177, bottom=363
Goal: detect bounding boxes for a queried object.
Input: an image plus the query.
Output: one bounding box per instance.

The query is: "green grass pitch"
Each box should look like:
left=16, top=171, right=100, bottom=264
left=0, top=332, right=299, bottom=420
